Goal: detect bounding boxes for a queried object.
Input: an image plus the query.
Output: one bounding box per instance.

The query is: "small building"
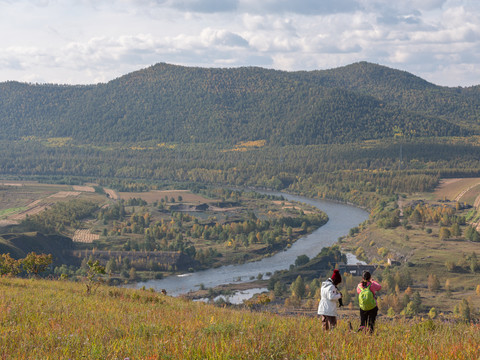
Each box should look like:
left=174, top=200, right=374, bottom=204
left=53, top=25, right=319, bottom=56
left=337, top=263, right=378, bottom=276
left=387, top=258, right=401, bottom=266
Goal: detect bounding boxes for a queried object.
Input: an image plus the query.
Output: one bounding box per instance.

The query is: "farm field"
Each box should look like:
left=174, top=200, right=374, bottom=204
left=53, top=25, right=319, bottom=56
left=117, top=189, right=212, bottom=204
left=434, top=178, right=480, bottom=204
left=1, top=278, right=478, bottom=359
left=72, top=229, right=100, bottom=243
left=0, top=182, right=106, bottom=225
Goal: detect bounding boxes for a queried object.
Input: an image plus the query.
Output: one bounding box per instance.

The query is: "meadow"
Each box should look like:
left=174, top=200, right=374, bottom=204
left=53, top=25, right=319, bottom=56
left=0, top=278, right=478, bottom=359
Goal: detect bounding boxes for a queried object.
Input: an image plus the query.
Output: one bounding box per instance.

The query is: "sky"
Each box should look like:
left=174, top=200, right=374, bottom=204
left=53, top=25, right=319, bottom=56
left=1, top=0, right=479, bottom=87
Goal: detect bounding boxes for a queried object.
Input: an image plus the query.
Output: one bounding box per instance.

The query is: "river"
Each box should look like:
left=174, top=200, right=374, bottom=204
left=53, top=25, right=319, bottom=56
left=133, top=193, right=369, bottom=296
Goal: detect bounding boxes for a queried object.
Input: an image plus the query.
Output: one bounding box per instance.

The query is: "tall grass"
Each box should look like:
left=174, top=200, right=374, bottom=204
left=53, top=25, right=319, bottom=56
left=0, top=278, right=478, bottom=359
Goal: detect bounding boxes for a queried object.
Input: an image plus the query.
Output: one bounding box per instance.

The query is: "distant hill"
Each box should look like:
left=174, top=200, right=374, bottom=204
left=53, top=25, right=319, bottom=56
left=0, top=62, right=476, bottom=145
left=313, top=62, right=480, bottom=128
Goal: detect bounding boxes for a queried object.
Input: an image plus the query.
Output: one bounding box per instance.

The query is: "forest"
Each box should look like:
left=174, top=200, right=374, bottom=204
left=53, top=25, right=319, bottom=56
left=1, top=137, right=480, bottom=209
left=1, top=61, right=480, bottom=209
left=0, top=62, right=476, bottom=145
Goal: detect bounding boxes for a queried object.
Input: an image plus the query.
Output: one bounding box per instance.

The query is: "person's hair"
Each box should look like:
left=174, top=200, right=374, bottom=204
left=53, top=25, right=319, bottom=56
left=361, top=271, right=371, bottom=287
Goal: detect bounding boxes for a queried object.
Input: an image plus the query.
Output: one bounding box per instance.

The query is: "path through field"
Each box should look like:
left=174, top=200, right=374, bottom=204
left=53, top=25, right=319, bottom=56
left=434, top=178, right=480, bottom=231
left=454, top=182, right=480, bottom=202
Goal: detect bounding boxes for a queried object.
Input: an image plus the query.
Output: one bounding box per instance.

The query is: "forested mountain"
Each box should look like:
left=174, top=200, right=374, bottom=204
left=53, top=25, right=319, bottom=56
left=313, top=62, right=480, bottom=127
left=0, top=62, right=475, bottom=145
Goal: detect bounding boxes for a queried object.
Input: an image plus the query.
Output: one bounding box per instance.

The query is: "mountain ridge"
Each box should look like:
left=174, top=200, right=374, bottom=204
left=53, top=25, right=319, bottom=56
left=0, top=62, right=477, bottom=145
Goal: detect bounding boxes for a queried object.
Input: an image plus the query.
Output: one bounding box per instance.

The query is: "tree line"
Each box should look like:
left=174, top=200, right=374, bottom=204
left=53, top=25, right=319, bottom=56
left=3, top=138, right=480, bottom=210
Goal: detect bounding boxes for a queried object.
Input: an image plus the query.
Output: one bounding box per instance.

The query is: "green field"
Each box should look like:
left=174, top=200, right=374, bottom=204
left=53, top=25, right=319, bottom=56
left=0, top=207, right=26, bottom=218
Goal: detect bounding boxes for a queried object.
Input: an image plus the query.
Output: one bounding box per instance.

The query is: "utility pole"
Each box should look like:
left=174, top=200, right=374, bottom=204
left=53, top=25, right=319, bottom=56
left=393, top=126, right=403, bottom=170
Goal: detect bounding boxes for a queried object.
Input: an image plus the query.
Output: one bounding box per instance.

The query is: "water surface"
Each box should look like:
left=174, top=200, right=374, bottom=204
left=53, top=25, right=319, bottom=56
left=133, top=193, right=368, bottom=296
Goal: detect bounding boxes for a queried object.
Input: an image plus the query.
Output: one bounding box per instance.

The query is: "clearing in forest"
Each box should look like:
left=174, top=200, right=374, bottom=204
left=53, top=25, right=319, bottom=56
left=117, top=190, right=211, bottom=204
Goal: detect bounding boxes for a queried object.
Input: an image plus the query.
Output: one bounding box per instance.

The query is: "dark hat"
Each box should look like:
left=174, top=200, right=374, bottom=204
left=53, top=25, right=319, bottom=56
left=362, top=271, right=371, bottom=281
left=331, top=269, right=342, bottom=285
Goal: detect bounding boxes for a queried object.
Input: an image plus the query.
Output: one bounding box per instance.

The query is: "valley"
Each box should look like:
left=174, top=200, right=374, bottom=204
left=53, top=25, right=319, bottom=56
left=1, top=61, right=480, bottom=339
left=0, top=181, right=329, bottom=283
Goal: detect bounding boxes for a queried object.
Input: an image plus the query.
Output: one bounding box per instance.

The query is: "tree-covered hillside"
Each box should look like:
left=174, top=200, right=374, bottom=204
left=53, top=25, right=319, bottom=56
left=0, top=62, right=474, bottom=145
left=315, top=62, right=480, bottom=128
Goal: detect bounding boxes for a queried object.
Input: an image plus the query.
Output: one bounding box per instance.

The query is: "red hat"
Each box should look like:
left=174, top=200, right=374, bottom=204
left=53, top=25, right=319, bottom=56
left=331, top=269, right=342, bottom=285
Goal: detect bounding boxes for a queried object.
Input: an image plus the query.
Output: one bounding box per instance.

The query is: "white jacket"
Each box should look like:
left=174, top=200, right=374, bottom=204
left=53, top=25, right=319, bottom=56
left=317, top=279, right=342, bottom=317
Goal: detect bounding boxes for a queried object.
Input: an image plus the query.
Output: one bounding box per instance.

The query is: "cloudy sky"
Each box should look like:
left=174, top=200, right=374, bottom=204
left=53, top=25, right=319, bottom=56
left=1, top=0, right=479, bottom=86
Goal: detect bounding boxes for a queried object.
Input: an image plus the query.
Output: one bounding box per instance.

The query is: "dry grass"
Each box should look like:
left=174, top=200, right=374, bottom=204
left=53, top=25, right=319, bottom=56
left=434, top=178, right=480, bottom=203
left=48, top=191, right=81, bottom=198
left=0, top=278, right=478, bottom=359
left=72, top=185, right=95, bottom=192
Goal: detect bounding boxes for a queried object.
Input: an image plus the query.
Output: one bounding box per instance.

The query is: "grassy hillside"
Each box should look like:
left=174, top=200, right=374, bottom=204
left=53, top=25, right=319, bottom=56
left=0, top=62, right=472, bottom=145
left=0, top=278, right=478, bottom=359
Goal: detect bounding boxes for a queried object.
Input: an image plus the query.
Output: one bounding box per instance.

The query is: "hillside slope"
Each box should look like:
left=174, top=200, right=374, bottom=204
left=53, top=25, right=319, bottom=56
left=315, top=62, right=480, bottom=127
left=0, top=232, right=74, bottom=265
left=1, top=278, right=478, bottom=359
left=0, top=62, right=474, bottom=145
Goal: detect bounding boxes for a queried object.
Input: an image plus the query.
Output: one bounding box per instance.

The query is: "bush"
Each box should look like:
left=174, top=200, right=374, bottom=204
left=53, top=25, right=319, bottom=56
left=445, top=261, right=456, bottom=272
left=295, top=255, right=310, bottom=267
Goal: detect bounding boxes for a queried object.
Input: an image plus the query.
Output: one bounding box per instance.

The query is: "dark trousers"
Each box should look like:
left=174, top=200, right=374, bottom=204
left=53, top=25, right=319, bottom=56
left=359, top=306, right=378, bottom=333
left=321, top=315, right=337, bottom=331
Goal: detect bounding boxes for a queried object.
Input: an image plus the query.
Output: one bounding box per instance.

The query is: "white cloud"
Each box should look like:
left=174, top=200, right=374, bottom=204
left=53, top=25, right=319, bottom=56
left=0, top=0, right=480, bottom=86
left=199, top=28, right=249, bottom=47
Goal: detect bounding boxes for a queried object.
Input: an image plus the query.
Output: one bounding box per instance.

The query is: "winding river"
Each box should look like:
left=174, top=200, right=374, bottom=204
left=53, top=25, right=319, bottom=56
left=133, top=193, right=368, bottom=296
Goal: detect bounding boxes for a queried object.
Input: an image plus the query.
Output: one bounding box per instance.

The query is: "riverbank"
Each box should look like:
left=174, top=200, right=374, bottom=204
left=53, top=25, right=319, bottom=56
left=180, top=279, right=268, bottom=301
left=132, top=193, right=369, bottom=296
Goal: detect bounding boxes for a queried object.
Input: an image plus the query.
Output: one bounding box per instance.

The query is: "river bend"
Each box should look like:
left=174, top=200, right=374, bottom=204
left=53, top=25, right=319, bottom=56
left=133, top=193, right=368, bottom=296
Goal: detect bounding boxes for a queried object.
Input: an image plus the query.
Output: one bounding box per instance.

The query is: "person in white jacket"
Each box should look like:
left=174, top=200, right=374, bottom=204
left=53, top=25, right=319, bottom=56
left=317, top=269, right=343, bottom=330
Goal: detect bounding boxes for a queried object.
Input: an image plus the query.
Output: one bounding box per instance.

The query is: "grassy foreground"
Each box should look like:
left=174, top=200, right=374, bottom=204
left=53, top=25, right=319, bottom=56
left=0, top=278, right=479, bottom=359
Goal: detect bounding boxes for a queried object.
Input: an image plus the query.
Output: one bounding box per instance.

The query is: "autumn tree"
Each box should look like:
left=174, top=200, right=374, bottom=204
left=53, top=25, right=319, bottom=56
left=439, top=227, right=451, bottom=240
left=454, top=299, right=473, bottom=322
left=427, top=274, right=440, bottom=292
left=290, top=275, right=306, bottom=299
left=22, top=252, right=53, bottom=277
left=0, top=253, right=21, bottom=276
